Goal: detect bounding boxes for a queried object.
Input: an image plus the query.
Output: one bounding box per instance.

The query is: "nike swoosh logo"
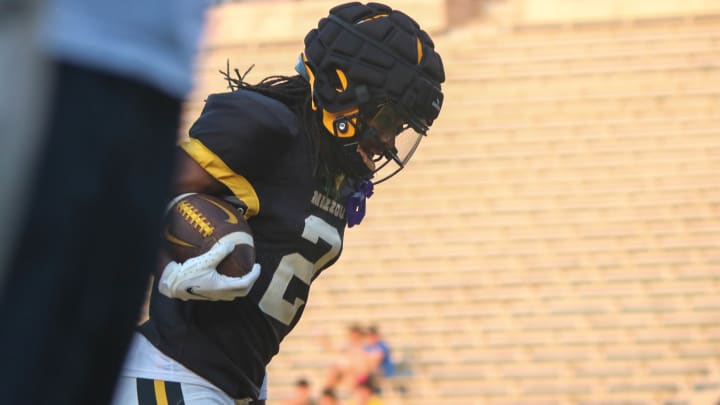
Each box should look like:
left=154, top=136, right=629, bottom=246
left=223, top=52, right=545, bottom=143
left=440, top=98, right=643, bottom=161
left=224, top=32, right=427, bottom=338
left=202, top=197, right=239, bottom=224
left=164, top=228, right=197, bottom=248
left=185, top=286, right=213, bottom=300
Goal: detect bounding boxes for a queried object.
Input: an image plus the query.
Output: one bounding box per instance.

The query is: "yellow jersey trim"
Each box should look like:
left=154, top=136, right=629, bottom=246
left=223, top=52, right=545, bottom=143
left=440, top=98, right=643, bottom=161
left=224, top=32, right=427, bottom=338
left=180, top=138, right=260, bottom=219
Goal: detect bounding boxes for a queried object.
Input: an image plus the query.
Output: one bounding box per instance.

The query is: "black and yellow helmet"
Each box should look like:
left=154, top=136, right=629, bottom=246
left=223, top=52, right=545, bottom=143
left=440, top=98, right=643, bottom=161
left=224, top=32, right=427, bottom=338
left=296, top=1, right=445, bottom=181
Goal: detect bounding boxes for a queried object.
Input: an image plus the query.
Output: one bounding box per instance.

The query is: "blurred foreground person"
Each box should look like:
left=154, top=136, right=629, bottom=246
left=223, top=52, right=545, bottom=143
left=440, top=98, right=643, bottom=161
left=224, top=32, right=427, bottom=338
left=0, top=0, right=211, bottom=404
left=0, top=0, right=49, bottom=284
left=113, top=2, right=444, bottom=404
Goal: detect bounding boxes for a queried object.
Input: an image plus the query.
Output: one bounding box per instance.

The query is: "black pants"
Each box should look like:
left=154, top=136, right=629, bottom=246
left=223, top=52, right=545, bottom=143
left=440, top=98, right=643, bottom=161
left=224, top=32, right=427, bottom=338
left=0, top=62, right=181, bottom=405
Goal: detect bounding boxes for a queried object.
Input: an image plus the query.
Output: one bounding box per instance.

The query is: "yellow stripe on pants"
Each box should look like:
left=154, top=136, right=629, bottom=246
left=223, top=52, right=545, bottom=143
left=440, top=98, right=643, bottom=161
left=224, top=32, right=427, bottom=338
left=153, top=379, right=169, bottom=405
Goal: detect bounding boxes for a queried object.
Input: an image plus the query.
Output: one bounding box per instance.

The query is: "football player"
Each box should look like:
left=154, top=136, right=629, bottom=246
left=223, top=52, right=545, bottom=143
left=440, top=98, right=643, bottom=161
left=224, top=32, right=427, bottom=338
left=112, top=2, right=444, bottom=404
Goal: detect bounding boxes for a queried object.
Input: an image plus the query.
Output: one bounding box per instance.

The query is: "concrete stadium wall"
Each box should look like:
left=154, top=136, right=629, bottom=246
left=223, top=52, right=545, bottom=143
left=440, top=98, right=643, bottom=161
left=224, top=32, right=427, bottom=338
left=517, top=0, right=720, bottom=24
left=203, top=0, right=448, bottom=47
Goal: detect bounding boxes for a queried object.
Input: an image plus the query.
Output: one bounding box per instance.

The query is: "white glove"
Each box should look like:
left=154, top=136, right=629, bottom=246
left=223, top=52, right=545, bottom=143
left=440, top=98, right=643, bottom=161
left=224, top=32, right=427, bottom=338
left=158, top=238, right=261, bottom=301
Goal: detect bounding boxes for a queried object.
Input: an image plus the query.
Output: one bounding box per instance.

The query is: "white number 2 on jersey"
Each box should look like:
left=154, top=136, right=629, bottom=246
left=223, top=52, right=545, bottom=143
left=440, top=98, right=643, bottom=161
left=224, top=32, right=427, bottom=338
left=258, top=215, right=341, bottom=325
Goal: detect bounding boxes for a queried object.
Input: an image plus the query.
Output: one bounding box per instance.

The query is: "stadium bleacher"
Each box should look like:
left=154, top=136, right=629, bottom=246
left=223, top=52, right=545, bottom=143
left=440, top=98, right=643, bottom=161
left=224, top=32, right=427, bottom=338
left=183, top=1, right=720, bottom=403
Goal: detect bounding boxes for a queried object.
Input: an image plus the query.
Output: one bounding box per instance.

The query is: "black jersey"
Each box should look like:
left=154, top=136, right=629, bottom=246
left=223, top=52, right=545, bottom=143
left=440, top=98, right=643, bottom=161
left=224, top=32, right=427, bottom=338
left=139, top=90, right=354, bottom=399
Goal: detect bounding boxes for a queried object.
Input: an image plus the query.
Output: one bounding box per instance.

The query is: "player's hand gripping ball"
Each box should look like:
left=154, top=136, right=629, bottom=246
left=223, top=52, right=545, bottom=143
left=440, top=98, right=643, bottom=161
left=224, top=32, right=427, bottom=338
left=163, top=193, right=255, bottom=277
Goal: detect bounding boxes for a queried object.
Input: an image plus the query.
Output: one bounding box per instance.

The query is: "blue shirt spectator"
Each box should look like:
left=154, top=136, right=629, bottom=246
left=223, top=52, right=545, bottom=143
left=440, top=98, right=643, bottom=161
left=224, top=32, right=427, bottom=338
left=363, top=326, right=395, bottom=378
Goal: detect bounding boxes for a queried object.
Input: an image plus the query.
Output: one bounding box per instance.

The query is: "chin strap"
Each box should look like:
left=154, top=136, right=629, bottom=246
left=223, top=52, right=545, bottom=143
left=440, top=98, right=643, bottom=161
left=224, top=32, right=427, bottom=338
left=346, top=180, right=374, bottom=227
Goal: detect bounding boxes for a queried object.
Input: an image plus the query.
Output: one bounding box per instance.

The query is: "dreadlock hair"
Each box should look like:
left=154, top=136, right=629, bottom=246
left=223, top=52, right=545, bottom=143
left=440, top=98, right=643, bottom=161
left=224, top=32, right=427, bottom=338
left=220, top=63, right=350, bottom=191
left=221, top=63, right=308, bottom=107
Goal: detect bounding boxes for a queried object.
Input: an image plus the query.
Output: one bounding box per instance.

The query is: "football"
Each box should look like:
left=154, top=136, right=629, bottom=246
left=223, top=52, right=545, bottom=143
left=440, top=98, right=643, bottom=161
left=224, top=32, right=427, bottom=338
left=163, top=193, right=255, bottom=277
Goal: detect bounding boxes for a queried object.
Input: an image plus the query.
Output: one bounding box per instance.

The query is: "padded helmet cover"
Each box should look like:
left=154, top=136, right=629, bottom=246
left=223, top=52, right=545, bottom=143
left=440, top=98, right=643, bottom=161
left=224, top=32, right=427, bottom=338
left=303, top=2, right=445, bottom=133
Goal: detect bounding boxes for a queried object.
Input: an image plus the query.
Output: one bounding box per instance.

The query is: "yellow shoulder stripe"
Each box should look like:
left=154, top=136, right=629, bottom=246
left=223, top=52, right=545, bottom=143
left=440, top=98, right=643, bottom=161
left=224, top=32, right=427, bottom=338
left=180, top=138, right=260, bottom=219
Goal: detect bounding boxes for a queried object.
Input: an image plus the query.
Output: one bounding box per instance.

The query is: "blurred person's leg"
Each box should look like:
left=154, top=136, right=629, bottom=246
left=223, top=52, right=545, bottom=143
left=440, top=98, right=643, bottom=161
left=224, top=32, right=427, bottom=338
left=0, top=61, right=181, bottom=405
left=0, top=0, right=51, bottom=288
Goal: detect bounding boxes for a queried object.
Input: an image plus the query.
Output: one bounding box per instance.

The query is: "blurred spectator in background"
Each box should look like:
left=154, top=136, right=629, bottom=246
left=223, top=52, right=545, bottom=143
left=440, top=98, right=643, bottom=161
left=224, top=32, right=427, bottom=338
left=347, top=377, right=384, bottom=405
left=318, top=388, right=340, bottom=405
left=324, top=324, right=372, bottom=391
left=363, top=325, right=395, bottom=382
left=283, top=378, right=316, bottom=405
